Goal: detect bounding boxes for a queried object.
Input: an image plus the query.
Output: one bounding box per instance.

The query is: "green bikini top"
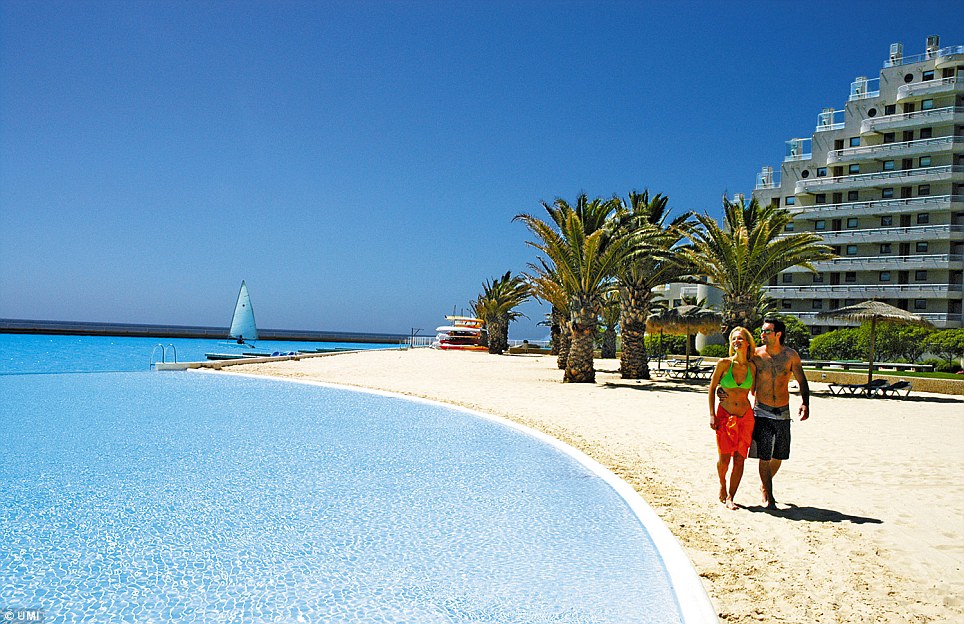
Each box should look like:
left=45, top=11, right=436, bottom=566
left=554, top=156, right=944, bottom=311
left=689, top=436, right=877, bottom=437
left=720, top=360, right=753, bottom=390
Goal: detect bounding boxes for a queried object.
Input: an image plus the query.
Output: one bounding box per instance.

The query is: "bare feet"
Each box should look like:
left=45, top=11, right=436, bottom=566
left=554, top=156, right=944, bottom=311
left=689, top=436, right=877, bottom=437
left=761, top=485, right=778, bottom=509
left=719, top=486, right=727, bottom=503
left=725, top=497, right=738, bottom=510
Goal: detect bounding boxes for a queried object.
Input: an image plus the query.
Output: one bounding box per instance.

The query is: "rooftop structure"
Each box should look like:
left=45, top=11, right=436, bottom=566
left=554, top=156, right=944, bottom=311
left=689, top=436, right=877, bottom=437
left=752, top=35, right=964, bottom=333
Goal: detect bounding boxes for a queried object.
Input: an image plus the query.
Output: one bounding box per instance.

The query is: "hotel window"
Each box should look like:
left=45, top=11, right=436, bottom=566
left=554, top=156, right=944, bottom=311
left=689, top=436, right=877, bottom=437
left=919, top=156, right=931, bottom=167
left=919, top=127, right=932, bottom=139
left=815, top=194, right=827, bottom=204
left=879, top=271, right=892, bottom=282
left=881, top=215, right=893, bottom=226
left=847, top=217, right=858, bottom=228
left=903, top=131, right=914, bottom=142
left=782, top=273, right=794, bottom=284
left=902, top=158, right=913, bottom=169
left=849, top=137, right=860, bottom=147
left=845, top=272, right=857, bottom=282
left=834, top=139, right=844, bottom=150
left=880, top=243, right=892, bottom=254
left=882, top=187, right=894, bottom=199
left=917, top=213, right=930, bottom=224
left=901, top=187, right=913, bottom=199
left=782, top=300, right=792, bottom=310
left=815, top=220, right=826, bottom=230
left=832, top=192, right=843, bottom=204
left=883, top=160, right=895, bottom=171
left=813, top=273, right=824, bottom=283
left=915, top=270, right=928, bottom=281
left=770, top=197, right=780, bottom=207
left=816, top=167, right=828, bottom=177
left=883, top=132, right=896, bottom=143
left=784, top=222, right=795, bottom=232
left=848, top=164, right=860, bottom=174
left=922, top=70, right=934, bottom=81
left=785, top=196, right=795, bottom=205
left=921, top=98, right=934, bottom=110
left=847, top=191, right=859, bottom=201
left=812, top=300, right=823, bottom=310
left=918, top=184, right=930, bottom=196
left=914, top=299, right=927, bottom=310
left=846, top=244, right=858, bottom=255
left=916, top=242, right=929, bottom=253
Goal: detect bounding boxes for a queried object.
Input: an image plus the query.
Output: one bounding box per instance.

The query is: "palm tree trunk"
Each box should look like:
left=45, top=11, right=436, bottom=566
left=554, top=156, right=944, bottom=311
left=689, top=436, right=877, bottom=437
left=556, top=318, right=571, bottom=369
left=486, top=315, right=508, bottom=354
left=619, top=285, right=651, bottom=379
left=565, top=296, right=597, bottom=383
left=601, top=327, right=617, bottom=359
left=722, top=291, right=759, bottom=336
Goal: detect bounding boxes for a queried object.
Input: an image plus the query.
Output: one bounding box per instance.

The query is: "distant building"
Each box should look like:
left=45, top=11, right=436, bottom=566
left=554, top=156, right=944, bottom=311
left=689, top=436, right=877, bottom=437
left=752, top=35, right=964, bottom=334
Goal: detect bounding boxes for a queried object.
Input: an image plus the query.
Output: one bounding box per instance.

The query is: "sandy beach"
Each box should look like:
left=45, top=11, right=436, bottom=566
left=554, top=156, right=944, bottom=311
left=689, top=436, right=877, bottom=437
left=226, top=349, right=964, bottom=623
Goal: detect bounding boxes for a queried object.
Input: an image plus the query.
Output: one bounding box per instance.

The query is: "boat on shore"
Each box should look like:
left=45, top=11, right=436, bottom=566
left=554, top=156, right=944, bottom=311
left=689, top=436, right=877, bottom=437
left=434, top=316, right=488, bottom=351
left=206, top=281, right=273, bottom=360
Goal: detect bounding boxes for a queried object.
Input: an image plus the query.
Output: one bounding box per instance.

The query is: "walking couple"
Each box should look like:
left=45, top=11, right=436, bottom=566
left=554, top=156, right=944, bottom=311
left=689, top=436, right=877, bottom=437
left=707, top=318, right=810, bottom=510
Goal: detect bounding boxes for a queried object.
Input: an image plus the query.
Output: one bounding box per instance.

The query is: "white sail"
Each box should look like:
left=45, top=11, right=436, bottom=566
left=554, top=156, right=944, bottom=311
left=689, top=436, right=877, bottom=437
left=228, top=281, right=258, bottom=340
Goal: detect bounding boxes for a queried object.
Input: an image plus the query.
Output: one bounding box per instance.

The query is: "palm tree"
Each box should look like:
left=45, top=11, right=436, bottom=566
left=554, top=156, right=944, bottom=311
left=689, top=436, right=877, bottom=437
left=599, top=288, right=620, bottom=359
left=612, top=190, right=695, bottom=379
left=681, top=195, right=835, bottom=335
left=526, top=257, right=570, bottom=368
left=472, top=271, right=530, bottom=355
left=515, top=195, right=627, bottom=383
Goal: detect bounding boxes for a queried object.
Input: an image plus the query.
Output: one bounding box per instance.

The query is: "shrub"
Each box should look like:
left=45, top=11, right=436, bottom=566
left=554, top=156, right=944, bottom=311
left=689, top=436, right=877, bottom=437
left=645, top=333, right=687, bottom=358
left=700, top=344, right=728, bottom=358
left=774, top=314, right=811, bottom=357
left=935, top=361, right=961, bottom=373
left=810, top=328, right=861, bottom=360
left=924, top=329, right=964, bottom=363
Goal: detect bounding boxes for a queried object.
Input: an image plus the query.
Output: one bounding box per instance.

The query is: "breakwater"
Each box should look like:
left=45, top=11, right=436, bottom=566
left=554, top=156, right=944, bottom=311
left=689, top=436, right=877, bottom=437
left=0, top=318, right=407, bottom=344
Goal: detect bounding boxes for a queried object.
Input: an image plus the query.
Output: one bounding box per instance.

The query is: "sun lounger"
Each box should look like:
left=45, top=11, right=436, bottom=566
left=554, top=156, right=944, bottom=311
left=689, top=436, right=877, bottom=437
left=827, top=379, right=888, bottom=396
left=876, top=380, right=912, bottom=397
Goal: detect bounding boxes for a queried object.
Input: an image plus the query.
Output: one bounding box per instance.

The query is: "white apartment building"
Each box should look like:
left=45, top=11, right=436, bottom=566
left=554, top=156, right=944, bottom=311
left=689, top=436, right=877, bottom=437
left=752, top=35, right=964, bottom=334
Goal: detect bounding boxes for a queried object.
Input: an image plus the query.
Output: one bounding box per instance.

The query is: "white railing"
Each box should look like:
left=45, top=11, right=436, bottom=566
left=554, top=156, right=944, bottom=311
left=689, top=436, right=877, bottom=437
left=849, top=77, right=880, bottom=101
left=803, top=224, right=964, bottom=240
left=402, top=336, right=436, bottom=348
left=764, top=284, right=962, bottom=295
left=796, top=165, right=962, bottom=194
left=806, top=253, right=964, bottom=267
left=786, top=194, right=962, bottom=216
left=884, top=45, right=964, bottom=67
left=860, top=106, right=964, bottom=134
left=508, top=339, right=551, bottom=349
left=897, top=76, right=962, bottom=100
left=828, top=135, right=962, bottom=161
left=796, top=311, right=963, bottom=325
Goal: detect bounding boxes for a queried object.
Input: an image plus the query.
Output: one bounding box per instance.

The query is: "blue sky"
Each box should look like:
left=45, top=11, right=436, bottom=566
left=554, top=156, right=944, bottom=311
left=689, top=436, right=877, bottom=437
left=1, top=1, right=961, bottom=339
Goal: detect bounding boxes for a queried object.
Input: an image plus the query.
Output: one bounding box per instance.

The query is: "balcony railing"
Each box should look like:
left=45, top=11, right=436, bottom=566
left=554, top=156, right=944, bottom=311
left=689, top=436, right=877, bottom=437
left=884, top=45, right=964, bottom=67
left=785, top=194, right=963, bottom=217
left=897, top=76, right=962, bottom=101
left=802, top=253, right=964, bottom=269
left=827, top=136, right=963, bottom=163
left=794, top=311, right=963, bottom=326
left=860, top=105, right=964, bottom=135
left=763, top=284, right=962, bottom=296
left=795, top=165, right=963, bottom=194
left=803, top=224, right=964, bottom=241
left=849, top=77, right=880, bottom=101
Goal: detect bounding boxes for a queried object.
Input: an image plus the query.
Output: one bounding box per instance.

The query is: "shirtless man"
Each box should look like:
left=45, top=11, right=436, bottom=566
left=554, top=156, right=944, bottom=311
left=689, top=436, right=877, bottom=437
left=751, top=317, right=809, bottom=509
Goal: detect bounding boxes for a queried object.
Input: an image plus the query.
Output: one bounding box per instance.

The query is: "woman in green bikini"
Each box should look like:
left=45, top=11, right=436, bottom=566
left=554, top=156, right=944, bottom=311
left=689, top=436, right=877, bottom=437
left=708, top=326, right=757, bottom=510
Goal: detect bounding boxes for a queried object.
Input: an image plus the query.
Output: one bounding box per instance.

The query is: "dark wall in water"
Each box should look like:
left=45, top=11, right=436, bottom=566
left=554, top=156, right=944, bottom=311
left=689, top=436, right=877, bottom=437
left=0, top=318, right=406, bottom=344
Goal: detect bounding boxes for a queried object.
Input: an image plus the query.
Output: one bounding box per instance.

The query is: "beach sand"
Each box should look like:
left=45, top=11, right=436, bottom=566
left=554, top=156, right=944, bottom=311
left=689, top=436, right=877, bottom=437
left=228, top=349, right=963, bottom=623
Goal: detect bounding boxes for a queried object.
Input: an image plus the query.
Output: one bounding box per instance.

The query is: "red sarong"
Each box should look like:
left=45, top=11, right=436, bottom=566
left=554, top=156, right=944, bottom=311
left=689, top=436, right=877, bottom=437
left=715, top=404, right=754, bottom=457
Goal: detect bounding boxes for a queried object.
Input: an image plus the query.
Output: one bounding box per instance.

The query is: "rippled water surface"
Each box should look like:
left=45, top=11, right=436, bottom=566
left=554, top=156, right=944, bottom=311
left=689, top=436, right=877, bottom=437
left=1, top=336, right=682, bottom=623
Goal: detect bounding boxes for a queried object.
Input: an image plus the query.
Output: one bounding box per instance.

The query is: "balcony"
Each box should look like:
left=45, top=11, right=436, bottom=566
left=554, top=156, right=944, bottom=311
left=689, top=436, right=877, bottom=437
left=763, top=283, right=962, bottom=298
left=806, top=224, right=964, bottom=244
left=785, top=253, right=964, bottom=272
left=884, top=45, right=964, bottom=67
left=827, top=136, right=963, bottom=164
left=785, top=194, right=963, bottom=218
left=794, top=311, right=963, bottom=328
left=896, top=76, right=963, bottom=102
left=795, top=165, right=963, bottom=195
left=860, top=106, right=964, bottom=135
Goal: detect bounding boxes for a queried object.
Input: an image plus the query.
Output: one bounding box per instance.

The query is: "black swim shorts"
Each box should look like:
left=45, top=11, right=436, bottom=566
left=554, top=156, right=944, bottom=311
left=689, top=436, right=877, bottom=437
left=750, top=410, right=791, bottom=461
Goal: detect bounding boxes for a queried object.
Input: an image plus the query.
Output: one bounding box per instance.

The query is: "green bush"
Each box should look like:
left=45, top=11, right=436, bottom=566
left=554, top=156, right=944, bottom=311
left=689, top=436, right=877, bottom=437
left=810, top=328, right=861, bottom=360
left=700, top=344, right=728, bottom=358
left=935, top=361, right=961, bottom=373
left=924, top=329, right=964, bottom=363
left=645, top=333, right=687, bottom=358
left=773, top=314, right=811, bottom=357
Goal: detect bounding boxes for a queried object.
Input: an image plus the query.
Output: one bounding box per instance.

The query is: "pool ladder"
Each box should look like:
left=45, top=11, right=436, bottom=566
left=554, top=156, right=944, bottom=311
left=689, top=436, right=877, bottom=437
left=149, top=344, right=178, bottom=369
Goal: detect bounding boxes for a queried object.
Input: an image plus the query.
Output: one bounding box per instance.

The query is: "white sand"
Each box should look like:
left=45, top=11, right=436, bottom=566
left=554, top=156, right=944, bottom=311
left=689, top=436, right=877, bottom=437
left=228, top=349, right=964, bottom=623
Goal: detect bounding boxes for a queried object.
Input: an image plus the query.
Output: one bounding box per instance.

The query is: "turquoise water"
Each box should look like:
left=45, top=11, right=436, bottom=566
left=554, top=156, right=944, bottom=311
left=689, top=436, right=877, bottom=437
left=0, top=335, right=683, bottom=623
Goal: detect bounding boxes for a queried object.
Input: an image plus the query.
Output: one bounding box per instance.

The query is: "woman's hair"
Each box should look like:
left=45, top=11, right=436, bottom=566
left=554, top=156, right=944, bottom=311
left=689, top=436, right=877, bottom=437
left=728, top=326, right=756, bottom=360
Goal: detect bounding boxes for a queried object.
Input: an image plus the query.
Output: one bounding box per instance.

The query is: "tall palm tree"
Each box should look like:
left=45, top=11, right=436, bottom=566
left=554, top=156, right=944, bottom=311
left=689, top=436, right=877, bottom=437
left=599, top=288, right=620, bottom=359
left=472, top=271, right=530, bottom=355
left=515, top=195, right=628, bottom=383
left=612, top=190, right=695, bottom=379
left=681, top=195, right=835, bottom=335
left=526, top=257, right=570, bottom=368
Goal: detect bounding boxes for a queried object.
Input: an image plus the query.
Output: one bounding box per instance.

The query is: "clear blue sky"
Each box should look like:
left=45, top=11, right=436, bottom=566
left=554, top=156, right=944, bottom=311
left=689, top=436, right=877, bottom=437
left=2, top=1, right=961, bottom=339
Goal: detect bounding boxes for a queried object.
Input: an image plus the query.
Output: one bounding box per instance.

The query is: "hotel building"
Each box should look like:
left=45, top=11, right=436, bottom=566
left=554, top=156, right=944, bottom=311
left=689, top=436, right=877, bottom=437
left=752, top=35, right=964, bottom=333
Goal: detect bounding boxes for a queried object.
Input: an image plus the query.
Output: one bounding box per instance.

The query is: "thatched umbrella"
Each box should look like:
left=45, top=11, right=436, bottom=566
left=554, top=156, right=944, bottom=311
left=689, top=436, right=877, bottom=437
left=647, top=305, right=723, bottom=374
left=816, top=300, right=932, bottom=383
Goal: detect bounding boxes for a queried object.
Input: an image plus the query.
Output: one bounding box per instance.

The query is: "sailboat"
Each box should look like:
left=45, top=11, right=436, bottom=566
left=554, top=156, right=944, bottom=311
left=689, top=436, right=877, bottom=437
left=228, top=280, right=258, bottom=344
left=205, top=281, right=269, bottom=360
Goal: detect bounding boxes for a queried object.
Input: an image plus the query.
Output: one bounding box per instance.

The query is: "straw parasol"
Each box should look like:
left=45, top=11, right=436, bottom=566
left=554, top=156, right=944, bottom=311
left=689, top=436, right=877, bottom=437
left=816, top=300, right=932, bottom=383
left=647, top=305, right=722, bottom=373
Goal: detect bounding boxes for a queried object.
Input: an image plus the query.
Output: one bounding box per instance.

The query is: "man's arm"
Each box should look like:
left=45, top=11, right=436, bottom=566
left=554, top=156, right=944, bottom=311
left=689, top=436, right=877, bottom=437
left=791, top=351, right=809, bottom=421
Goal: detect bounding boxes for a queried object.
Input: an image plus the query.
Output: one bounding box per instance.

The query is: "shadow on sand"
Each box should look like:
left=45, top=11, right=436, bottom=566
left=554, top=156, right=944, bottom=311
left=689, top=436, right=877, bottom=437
left=743, top=502, right=882, bottom=524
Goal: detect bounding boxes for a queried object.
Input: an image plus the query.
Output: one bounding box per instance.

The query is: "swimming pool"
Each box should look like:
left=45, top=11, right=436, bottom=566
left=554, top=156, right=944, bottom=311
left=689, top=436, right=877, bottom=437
left=0, top=335, right=716, bottom=623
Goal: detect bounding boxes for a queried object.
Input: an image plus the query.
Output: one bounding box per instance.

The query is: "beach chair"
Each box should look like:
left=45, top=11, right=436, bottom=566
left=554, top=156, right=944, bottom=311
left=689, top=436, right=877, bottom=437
left=828, top=379, right=888, bottom=396
left=877, top=380, right=912, bottom=397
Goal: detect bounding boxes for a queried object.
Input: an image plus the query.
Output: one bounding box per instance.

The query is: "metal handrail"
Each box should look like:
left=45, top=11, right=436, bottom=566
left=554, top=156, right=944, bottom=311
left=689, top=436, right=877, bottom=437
left=149, top=343, right=178, bottom=369
left=884, top=45, right=964, bottom=67
left=802, top=224, right=964, bottom=239
left=805, top=253, right=963, bottom=266
left=861, top=105, right=964, bottom=133
left=786, top=194, right=963, bottom=215
left=897, top=76, right=962, bottom=100
left=764, top=284, right=962, bottom=293
left=796, top=165, right=962, bottom=193
left=828, top=135, right=962, bottom=160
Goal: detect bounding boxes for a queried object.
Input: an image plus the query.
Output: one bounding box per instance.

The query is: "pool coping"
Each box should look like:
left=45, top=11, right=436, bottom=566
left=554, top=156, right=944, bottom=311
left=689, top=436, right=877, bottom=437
left=213, top=370, right=719, bottom=623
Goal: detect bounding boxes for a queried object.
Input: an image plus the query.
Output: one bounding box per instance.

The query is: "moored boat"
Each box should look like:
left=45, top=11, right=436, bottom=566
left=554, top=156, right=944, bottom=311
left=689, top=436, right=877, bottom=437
left=433, top=315, right=488, bottom=351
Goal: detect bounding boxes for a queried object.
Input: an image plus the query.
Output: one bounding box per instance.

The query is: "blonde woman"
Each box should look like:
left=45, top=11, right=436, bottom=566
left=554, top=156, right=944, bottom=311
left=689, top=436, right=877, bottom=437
left=708, top=327, right=757, bottom=510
